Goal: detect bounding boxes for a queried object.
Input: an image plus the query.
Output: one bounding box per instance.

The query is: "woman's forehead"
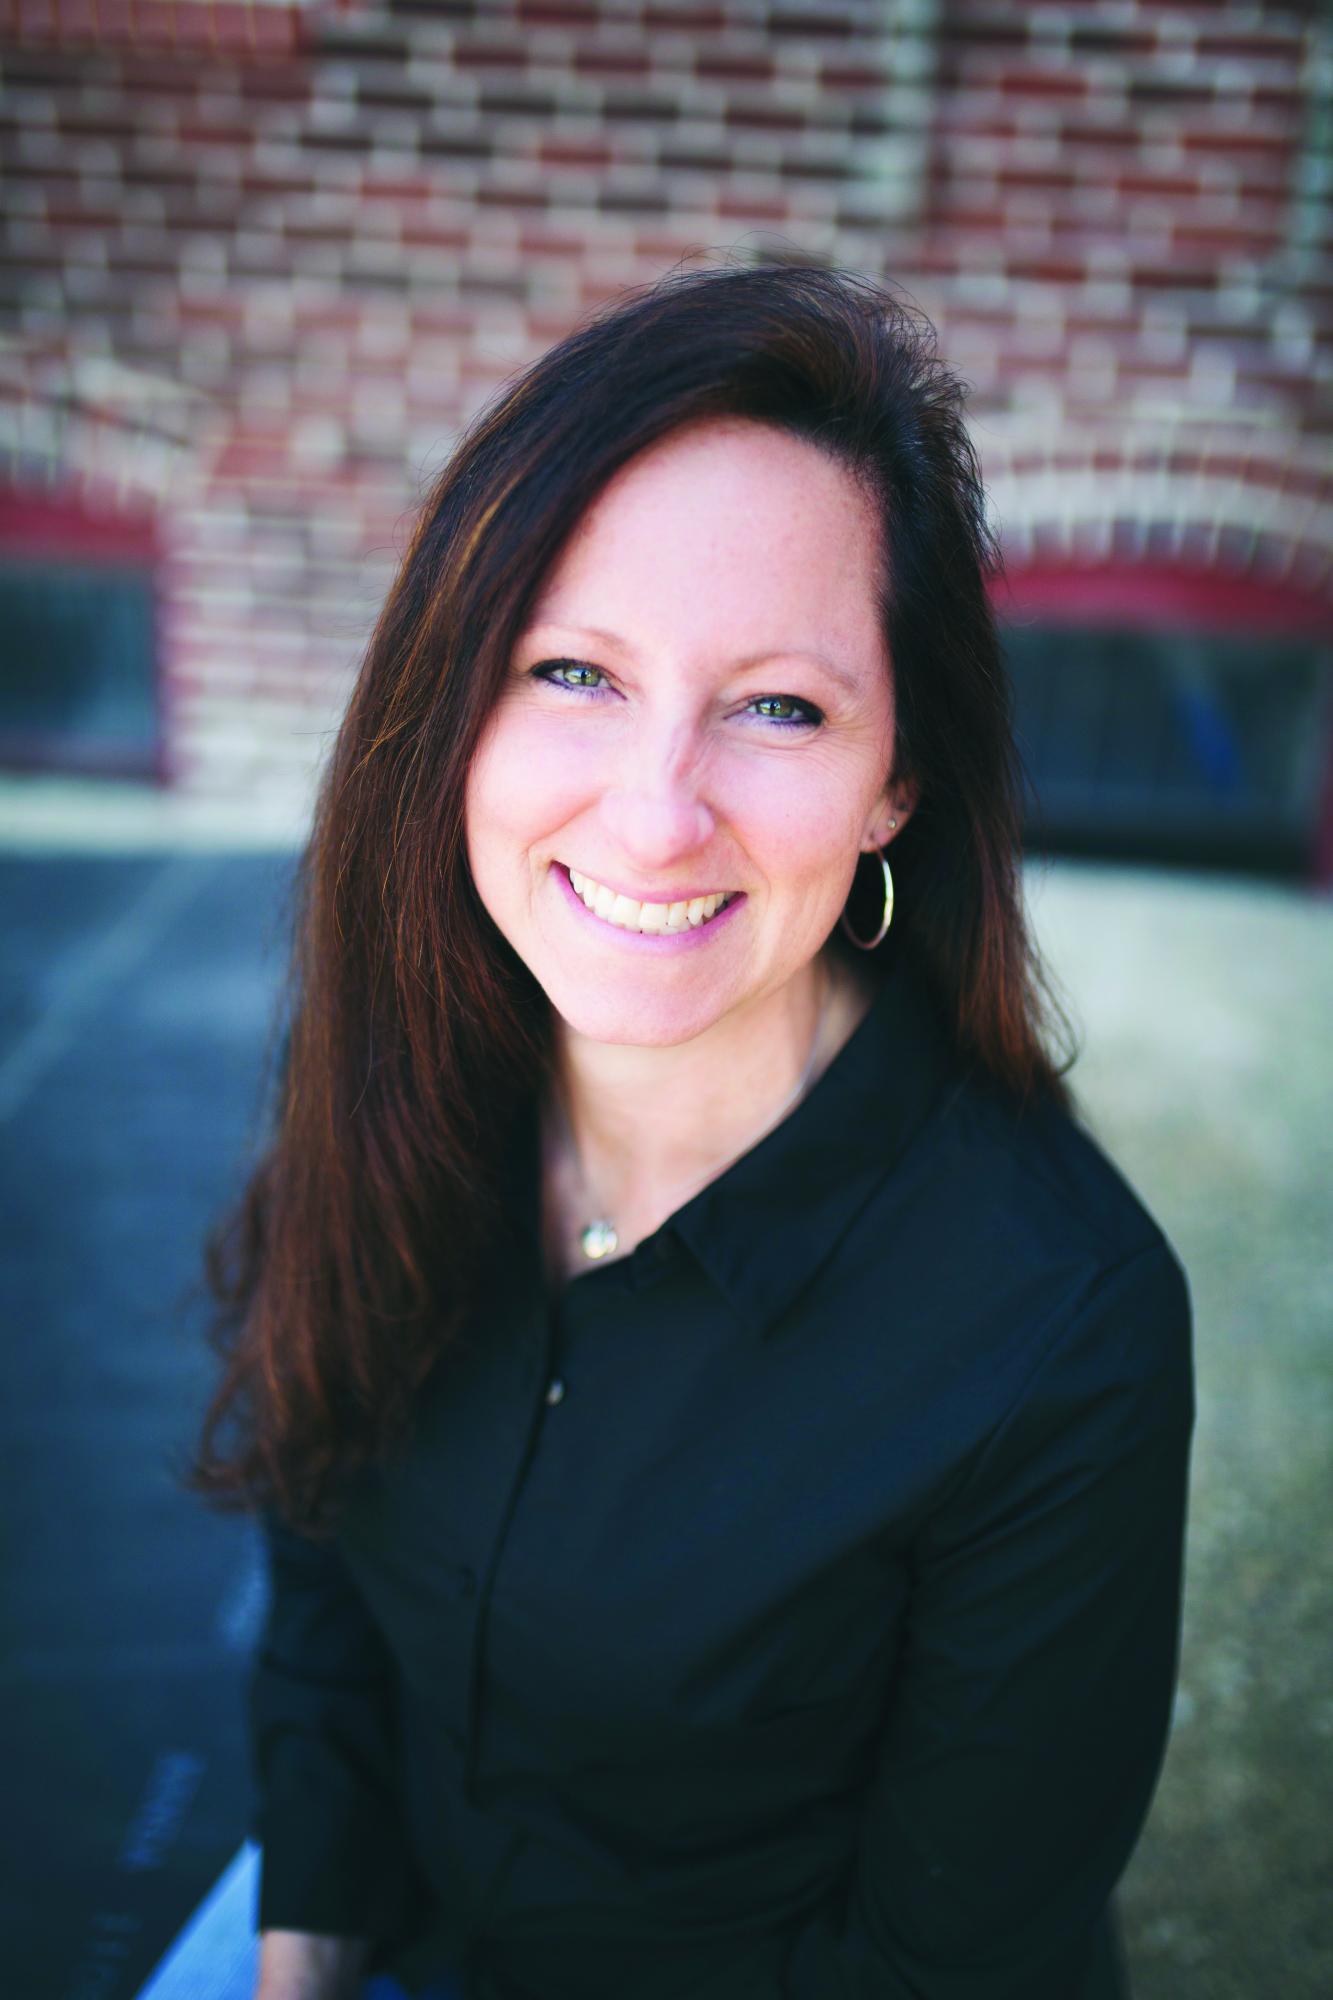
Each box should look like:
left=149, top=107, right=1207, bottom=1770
left=528, top=421, right=886, bottom=640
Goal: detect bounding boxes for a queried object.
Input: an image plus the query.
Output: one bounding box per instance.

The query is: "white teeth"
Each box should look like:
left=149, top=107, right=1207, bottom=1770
left=566, top=867, right=733, bottom=934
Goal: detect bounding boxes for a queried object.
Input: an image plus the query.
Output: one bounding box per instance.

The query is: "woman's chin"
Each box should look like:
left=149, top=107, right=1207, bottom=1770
left=542, top=978, right=733, bottom=1052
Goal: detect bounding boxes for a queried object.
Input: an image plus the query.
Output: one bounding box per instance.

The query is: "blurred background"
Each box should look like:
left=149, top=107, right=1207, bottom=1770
left=0, top=2, right=1329, bottom=1998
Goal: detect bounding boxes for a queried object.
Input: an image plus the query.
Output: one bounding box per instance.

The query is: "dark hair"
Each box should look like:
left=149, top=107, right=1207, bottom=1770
left=183, top=260, right=1072, bottom=1535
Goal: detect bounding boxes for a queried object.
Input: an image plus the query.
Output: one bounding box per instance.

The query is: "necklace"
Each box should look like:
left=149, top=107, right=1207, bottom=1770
left=546, top=961, right=833, bottom=1264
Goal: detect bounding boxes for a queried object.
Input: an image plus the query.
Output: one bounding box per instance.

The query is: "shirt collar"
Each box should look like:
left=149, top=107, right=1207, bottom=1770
left=664, top=949, right=960, bottom=1339
left=502, top=947, right=961, bottom=1342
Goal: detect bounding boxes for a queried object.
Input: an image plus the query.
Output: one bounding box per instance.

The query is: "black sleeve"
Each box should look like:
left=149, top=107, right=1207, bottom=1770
left=249, top=1503, right=416, bottom=1941
left=781, top=1240, right=1196, bottom=1999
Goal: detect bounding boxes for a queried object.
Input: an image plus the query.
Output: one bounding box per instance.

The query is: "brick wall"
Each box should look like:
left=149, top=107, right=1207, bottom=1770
left=1, top=0, right=1329, bottom=807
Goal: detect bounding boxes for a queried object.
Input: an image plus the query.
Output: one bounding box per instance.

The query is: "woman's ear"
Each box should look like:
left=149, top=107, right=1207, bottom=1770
left=865, top=777, right=919, bottom=850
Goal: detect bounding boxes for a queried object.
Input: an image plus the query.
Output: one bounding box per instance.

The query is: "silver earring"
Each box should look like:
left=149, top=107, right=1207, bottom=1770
left=840, top=835, right=895, bottom=951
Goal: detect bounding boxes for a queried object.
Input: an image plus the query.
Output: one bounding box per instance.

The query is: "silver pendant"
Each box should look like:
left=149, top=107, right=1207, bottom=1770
left=579, top=1218, right=619, bottom=1260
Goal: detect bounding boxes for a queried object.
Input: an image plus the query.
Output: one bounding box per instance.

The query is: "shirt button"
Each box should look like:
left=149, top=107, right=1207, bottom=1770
left=545, top=1376, right=566, bottom=1405
left=455, top=1564, right=477, bottom=1597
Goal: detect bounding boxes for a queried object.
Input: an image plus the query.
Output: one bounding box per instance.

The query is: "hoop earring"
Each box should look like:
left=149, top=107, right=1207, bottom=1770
left=839, top=845, right=894, bottom=951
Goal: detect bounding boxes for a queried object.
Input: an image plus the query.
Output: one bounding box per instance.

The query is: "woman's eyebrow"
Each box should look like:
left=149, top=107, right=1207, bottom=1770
left=522, top=621, right=864, bottom=695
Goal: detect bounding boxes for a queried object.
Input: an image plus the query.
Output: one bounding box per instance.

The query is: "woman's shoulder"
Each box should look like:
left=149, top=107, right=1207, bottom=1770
left=848, top=951, right=1179, bottom=1292
left=857, top=1065, right=1195, bottom=1511
left=844, top=1049, right=1193, bottom=1443
left=924, top=1055, right=1183, bottom=1290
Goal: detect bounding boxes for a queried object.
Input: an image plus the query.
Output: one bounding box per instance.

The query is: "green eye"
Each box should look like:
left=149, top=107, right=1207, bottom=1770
left=533, top=660, right=604, bottom=692
left=531, top=660, right=822, bottom=732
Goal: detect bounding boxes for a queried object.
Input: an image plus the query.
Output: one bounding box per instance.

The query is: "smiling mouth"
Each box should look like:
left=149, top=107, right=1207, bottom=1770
left=564, top=865, right=739, bottom=935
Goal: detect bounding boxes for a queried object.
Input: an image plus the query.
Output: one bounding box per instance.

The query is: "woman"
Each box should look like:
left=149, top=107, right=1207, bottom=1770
left=188, top=262, right=1195, bottom=2000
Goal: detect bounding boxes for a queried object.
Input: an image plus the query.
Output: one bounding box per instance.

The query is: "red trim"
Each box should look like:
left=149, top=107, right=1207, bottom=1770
left=992, top=562, right=1333, bottom=640
left=0, top=484, right=165, bottom=783
left=992, top=557, right=1333, bottom=886
left=0, top=489, right=158, bottom=566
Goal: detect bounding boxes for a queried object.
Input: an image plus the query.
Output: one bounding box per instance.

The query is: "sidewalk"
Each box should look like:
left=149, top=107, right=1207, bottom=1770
left=1026, top=858, right=1333, bottom=2000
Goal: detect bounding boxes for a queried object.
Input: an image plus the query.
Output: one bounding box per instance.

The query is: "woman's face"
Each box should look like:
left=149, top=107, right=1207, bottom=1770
left=463, top=415, right=909, bottom=1049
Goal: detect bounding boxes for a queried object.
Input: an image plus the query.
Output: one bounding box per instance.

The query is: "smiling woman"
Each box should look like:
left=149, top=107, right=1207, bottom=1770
left=463, top=416, right=904, bottom=1065
left=184, top=262, right=1193, bottom=2000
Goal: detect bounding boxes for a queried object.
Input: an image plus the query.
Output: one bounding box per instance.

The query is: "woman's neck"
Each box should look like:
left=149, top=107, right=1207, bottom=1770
left=545, top=949, right=876, bottom=1240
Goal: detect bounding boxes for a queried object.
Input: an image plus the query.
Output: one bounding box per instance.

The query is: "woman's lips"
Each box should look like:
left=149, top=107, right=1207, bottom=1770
left=567, top=864, right=738, bottom=909
left=552, top=862, right=745, bottom=951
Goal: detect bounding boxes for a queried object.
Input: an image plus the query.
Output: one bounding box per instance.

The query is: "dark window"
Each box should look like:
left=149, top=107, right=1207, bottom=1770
left=1002, top=619, right=1332, bottom=876
left=0, top=550, right=160, bottom=780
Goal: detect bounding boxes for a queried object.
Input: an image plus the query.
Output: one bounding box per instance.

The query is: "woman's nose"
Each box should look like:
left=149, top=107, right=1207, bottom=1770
left=596, top=735, right=716, bottom=871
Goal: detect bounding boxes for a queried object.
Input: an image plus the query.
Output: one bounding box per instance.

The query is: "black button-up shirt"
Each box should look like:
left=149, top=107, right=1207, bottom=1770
left=250, top=953, right=1195, bottom=2000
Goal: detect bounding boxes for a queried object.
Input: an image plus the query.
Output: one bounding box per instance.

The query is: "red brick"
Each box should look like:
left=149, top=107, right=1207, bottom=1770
left=631, top=231, right=702, bottom=263
left=642, top=5, right=725, bottom=30
left=591, top=88, right=682, bottom=126
left=301, top=126, right=373, bottom=155
left=477, top=87, right=558, bottom=117
left=1000, top=254, right=1091, bottom=286
left=538, top=137, right=615, bottom=169
left=475, top=183, right=549, bottom=212
left=596, top=185, right=668, bottom=216
left=54, top=110, right=138, bottom=142
left=356, top=173, right=438, bottom=206
left=1195, top=32, right=1304, bottom=62
left=978, top=163, right=1071, bottom=195
left=177, top=119, right=255, bottom=148
left=574, top=48, right=653, bottom=79
left=1170, top=223, right=1283, bottom=260
left=1120, top=360, right=1192, bottom=390
left=660, top=145, right=732, bottom=175
left=40, top=201, right=118, bottom=229
left=451, top=41, right=527, bottom=70
left=767, top=11, right=854, bottom=39
left=723, top=103, right=808, bottom=134
left=1069, top=25, right=1156, bottom=58
left=357, top=83, right=433, bottom=115
left=515, top=0, right=600, bottom=23
left=944, top=17, right=1029, bottom=54
left=1129, top=262, right=1223, bottom=293
left=1250, top=87, right=1306, bottom=117
left=988, top=66, right=1092, bottom=102
left=1116, top=171, right=1207, bottom=201
left=229, top=64, right=309, bottom=103
left=1180, top=129, right=1293, bottom=160
left=315, top=25, right=411, bottom=65
left=410, top=304, right=474, bottom=337
left=516, top=225, right=586, bottom=257
left=937, top=202, right=1011, bottom=234
left=176, top=294, right=248, bottom=328
left=696, top=52, right=776, bottom=84
left=715, top=191, right=789, bottom=223
left=399, top=219, right=470, bottom=250
left=419, top=133, right=493, bottom=163
left=819, top=62, right=887, bottom=91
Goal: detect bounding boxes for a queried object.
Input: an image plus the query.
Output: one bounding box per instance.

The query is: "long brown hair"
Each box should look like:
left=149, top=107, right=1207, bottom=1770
left=183, top=260, right=1072, bottom=1536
